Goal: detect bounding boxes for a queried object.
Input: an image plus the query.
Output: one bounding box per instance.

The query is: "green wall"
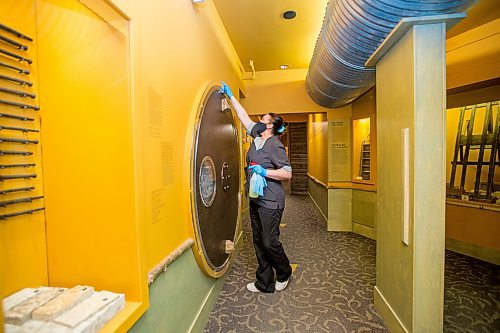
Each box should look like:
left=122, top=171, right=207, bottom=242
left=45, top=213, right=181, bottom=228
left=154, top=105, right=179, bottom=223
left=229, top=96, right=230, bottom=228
left=130, top=249, right=226, bottom=333
left=352, top=190, right=375, bottom=228
left=352, top=190, right=376, bottom=239
left=327, top=189, right=352, bottom=232
left=307, top=178, right=328, bottom=224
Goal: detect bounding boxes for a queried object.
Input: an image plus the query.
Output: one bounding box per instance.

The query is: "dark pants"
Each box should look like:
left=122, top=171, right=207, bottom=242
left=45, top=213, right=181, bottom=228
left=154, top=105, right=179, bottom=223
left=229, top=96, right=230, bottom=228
left=249, top=201, right=292, bottom=293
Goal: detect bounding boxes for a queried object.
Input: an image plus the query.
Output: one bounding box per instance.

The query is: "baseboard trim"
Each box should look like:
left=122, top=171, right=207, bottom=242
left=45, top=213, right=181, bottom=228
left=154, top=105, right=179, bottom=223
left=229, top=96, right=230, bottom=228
left=446, top=238, right=500, bottom=265
left=188, top=230, right=244, bottom=333
left=327, top=222, right=352, bottom=232
left=374, top=286, right=409, bottom=333
left=307, top=191, right=328, bottom=225
left=352, top=222, right=376, bottom=240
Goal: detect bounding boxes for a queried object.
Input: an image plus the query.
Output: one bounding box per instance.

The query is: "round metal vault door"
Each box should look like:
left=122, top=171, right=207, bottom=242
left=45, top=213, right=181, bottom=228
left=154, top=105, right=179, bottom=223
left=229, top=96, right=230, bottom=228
left=191, top=84, right=240, bottom=277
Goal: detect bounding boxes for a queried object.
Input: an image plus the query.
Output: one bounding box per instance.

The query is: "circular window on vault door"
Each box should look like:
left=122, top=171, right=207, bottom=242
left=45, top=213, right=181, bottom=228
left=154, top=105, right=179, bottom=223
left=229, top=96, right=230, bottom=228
left=199, top=156, right=216, bottom=207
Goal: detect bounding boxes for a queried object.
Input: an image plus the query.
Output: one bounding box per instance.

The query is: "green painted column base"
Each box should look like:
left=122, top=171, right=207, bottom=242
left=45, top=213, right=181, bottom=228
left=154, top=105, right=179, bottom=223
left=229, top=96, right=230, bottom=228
left=374, top=286, right=408, bottom=333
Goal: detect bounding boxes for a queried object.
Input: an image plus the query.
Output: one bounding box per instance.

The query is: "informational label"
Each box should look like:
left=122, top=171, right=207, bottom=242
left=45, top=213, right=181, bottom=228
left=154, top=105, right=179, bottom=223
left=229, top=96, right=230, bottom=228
left=329, top=119, right=351, bottom=181
left=161, top=141, right=174, bottom=186
left=151, top=189, right=165, bottom=224
left=148, top=86, right=163, bottom=138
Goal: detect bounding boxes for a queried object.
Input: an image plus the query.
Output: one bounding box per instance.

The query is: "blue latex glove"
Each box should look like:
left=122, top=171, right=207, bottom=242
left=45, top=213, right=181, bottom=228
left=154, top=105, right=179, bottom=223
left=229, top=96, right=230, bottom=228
left=220, top=81, right=233, bottom=99
left=249, top=173, right=267, bottom=198
left=249, top=164, right=267, bottom=177
left=255, top=175, right=264, bottom=196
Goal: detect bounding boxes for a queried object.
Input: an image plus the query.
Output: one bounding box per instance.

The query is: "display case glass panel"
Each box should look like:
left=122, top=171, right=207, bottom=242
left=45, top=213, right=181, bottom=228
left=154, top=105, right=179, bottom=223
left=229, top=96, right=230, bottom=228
left=353, top=118, right=371, bottom=182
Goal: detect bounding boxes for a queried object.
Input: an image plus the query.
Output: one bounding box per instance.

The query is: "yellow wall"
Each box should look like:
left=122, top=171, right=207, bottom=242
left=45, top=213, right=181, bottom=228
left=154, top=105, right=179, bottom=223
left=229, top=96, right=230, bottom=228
left=0, top=0, right=48, bottom=297
left=446, top=204, right=500, bottom=251
left=125, top=0, right=244, bottom=272
left=307, top=113, right=328, bottom=185
left=35, top=0, right=143, bottom=303
left=241, top=69, right=332, bottom=115
left=446, top=18, right=500, bottom=89
left=1, top=0, right=244, bottom=330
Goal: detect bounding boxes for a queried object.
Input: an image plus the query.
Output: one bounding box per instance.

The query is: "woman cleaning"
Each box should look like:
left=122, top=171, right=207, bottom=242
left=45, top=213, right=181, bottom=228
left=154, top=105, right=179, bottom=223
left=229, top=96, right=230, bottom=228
left=220, top=82, right=293, bottom=293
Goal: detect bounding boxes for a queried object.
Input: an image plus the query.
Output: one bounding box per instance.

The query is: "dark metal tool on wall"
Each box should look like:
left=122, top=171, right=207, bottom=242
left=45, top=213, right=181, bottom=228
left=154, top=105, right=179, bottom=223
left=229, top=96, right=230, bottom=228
left=0, top=196, right=43, bottom=207
left=0, top=99, right=39, bottom=110
left=0, top=137, right=38, bottom=144
left=0, top=150, right=33, bottom=156
left=0, top=23, right=33, bottom=42
left=0, top=174, right=36, bottom=181
left=0, top=163, right=36, bottom=169
left=0, top=113, right=34, bottom=121
left=0, top=62, right=29, bottom=75
left=0, top=48, right=32, bottom=64
left=0, top=34, right=28, bottom=50
left=0, top=125, right=38, bottom=132
left=0, top=87, right=36, bottom=99
left=0, top=74, right=32, bottom=86
left=0, top=207, right=44, bottom=221
left=0, top=186, right=35, bottom=195
left=448, top=102, right=500, bottom=203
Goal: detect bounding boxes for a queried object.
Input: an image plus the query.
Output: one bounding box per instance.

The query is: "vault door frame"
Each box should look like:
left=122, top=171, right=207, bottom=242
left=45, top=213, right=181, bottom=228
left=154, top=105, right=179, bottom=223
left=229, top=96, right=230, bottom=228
left=190, top=82, right=241, bottom=278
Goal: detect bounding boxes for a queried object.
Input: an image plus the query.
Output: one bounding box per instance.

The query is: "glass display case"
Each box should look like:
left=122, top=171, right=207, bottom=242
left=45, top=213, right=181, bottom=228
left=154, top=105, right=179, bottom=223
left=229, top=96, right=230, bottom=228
left=353, top=117, right=371, bottom=182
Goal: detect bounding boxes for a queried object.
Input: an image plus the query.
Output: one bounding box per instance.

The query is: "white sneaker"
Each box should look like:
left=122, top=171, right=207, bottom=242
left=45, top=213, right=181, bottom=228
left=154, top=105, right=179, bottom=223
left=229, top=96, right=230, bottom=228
left=275, top=278, right=290, bottom=292
left=246, top=282, right=261, bottom=293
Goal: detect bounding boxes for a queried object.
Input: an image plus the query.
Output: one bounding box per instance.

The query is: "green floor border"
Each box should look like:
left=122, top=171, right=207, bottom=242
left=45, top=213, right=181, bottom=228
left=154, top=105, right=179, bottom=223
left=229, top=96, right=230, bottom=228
left=190, top=230, right=243, bottom=332
left=446, top=238, right=500, bottom=265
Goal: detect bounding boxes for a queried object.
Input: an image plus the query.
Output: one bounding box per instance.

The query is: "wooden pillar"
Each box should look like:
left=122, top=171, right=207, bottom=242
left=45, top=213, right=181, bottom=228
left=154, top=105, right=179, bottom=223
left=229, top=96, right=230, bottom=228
left=366, top=14, right=465, bottom=332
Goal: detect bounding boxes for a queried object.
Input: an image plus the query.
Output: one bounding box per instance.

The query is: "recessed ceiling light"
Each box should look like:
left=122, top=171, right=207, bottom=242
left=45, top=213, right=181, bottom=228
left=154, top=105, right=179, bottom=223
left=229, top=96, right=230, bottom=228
left=283, top=11, right=296, bottom=20
left=280, top=64, right=289, bottom=70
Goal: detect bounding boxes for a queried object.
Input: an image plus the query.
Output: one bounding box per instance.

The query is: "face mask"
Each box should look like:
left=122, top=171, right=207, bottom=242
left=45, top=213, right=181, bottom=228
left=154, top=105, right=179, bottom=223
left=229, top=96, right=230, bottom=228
left=254, top=122, right=268, bottom=136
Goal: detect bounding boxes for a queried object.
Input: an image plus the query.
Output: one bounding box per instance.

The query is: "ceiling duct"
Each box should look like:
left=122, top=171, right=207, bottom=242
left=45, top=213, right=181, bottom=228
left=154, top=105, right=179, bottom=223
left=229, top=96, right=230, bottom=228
left=305, top=0, right=475, bottom=108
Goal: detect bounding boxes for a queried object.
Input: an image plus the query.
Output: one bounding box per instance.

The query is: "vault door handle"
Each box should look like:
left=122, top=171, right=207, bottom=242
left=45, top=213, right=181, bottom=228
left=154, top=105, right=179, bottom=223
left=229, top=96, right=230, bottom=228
left=221, top=162, right=231, bottom=191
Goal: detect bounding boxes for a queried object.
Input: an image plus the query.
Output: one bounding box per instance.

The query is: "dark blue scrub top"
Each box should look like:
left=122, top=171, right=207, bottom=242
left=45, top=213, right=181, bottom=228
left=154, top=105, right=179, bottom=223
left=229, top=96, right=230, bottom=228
left=246, top=122, right=292, bottom=209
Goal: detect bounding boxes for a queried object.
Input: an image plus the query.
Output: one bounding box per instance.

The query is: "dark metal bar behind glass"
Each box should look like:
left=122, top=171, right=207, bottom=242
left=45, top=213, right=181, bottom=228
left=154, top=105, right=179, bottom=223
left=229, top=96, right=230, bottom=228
left=0, top=207, right=45, bottom=221
left=0, top=23, right=33, bottom=42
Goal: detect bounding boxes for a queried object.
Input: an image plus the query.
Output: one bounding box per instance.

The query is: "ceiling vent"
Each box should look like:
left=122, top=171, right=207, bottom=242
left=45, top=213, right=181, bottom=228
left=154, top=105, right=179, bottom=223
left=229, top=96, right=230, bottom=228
left=305, top=0, right=475, bottom=108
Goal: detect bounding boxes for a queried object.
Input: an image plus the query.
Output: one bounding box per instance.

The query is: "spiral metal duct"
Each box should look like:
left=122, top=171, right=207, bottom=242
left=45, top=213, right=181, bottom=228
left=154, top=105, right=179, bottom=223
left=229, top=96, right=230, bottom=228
left=306, top=0, right=475, bottom=108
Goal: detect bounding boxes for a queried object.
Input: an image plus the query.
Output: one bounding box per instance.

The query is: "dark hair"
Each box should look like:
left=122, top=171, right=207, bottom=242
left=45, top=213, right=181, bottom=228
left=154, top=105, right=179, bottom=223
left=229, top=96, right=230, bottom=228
left=268, top=113, right=288, bottom=136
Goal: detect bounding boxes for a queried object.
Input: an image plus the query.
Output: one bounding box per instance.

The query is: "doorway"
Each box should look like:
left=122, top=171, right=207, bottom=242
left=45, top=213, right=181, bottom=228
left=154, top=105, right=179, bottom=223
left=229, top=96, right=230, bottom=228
left=288, top=122, right=308, bottom=194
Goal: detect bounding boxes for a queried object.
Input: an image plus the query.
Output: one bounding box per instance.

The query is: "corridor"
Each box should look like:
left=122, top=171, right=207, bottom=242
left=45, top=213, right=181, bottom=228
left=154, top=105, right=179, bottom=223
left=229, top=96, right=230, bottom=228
left=204, top=195, right=387, bottom=332
left=204, top=195, right=500, bottom=333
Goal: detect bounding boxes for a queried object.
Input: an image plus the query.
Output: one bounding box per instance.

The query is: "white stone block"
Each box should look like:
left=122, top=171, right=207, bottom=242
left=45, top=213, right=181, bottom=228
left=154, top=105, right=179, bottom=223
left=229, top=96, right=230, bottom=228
left=5, top=324, right=26, bottom=333
left=54, top=291, right=120, bottom=328
left=32, top=286, right=94, bottom=321
left=5, top=288, right=66, bottom=325
left=20, top=320, right=72, bottom=333
left=73, top=294, right=125, bottom=333
left=3, top=287, right=52, bottom=312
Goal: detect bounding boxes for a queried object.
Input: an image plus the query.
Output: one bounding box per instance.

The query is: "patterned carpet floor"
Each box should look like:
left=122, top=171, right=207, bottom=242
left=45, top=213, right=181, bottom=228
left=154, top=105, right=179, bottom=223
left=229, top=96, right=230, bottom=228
left=444, top=250, right=499, bottom=333
left=204, top=195, right=499, bottom=333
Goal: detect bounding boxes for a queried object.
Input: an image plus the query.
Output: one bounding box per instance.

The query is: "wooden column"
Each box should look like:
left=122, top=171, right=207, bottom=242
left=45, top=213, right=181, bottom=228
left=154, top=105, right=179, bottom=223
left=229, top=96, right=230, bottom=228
left=366, top=14, right=465, bottom=333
